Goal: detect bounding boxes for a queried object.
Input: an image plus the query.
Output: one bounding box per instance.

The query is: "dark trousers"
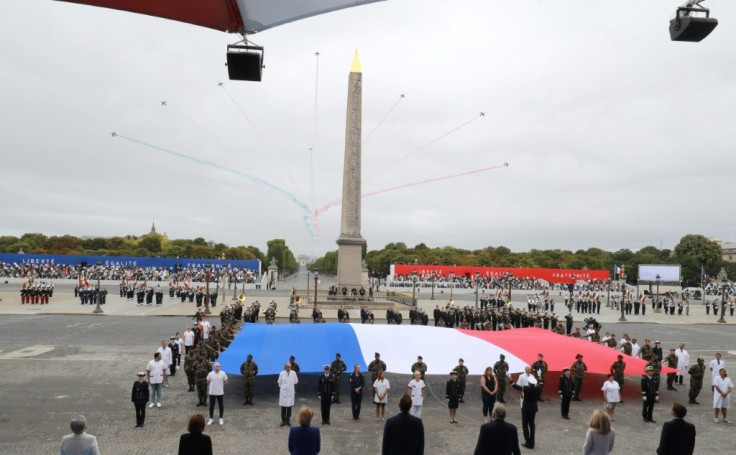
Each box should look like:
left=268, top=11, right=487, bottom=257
left=134, top=403, right=146, bottom=426
left=521, top=410, right=536, bottom=447
left=280, top=406, right=293, bottom=424
left=574, top=377, right=583, bottom=399
left=667, top=373, right=677, bottom=389
left=560, top=396, right=571, bottom=417
left=209, top=395, right=224, bottom=419
left=320, top=398, right=332, bottom=423
left=350, top=392, right=363, bottom=419
left=642, top=398, right=655, bottom=420
left=481, top=393, right=496, bottom=417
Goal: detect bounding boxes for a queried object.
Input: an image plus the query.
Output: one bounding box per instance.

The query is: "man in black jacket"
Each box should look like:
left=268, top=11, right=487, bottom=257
left=474, top=403, right=521, bottom=455
left=382, top=394, right=424, bottom=455
left=558, top=368, right=575, bottom=419
left=131, top=372, right=149, bottom=428
left=349, top=364, right=365, bottom=421
left=657, top=402, right=696, bottom=455
left=512, top=371, right=541, bottom=449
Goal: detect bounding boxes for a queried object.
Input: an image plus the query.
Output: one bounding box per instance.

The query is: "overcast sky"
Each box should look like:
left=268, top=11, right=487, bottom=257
left=1, top=0, right=734, bottom=258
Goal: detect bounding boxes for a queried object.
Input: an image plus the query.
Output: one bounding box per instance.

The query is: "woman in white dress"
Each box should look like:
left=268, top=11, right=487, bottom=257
left=713, top=368, right=734, bottom=424
left=601, top=374, right=621, bottom=421
left=278, top=362, right=299, bottom=427
left=373, top=370, right=390, bottom=422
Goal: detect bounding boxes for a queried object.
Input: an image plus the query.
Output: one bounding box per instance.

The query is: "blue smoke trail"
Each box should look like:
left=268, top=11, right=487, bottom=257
left=116, top=134, right=315, bottom=239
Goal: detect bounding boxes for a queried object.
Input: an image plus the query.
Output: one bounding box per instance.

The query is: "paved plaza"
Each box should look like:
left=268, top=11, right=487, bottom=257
left=0, top=282, right=734, bottom=454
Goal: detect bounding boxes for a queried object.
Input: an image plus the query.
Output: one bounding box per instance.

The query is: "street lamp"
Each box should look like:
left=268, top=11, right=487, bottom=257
left=93, top=261, right=103, bottom=314
left=718, top=277, right=729, bottom=323
left=411, top=269, right=418, bottom=307
left=618, top=274, right=627, bottom=322
left=204, top=263, right=212, bottom=315
left=475, top=270, right=480, bottom=308
left=307, top=269, right=310, bottom=303
left=232, top=267, right=238, bottom=300
left=654, top=273, right=661, bottom=313
left=313, top=270, right=319, bottom=309
left=450, top=269, right=455, bottom=301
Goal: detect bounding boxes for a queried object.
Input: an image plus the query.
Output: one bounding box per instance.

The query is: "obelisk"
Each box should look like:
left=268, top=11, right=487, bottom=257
left=336, top=50, right=366, bottom=290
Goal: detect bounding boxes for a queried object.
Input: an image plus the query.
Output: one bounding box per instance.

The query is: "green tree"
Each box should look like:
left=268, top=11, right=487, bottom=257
left=266, top=239, right=298, bottom=273
left=138, top=234, right=163, bottom=255
left=674, top=234, right=721, bottom=286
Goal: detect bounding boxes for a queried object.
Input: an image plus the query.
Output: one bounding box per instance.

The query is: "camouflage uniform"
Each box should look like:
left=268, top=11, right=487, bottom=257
left=240, top=357, right=258, bottom=405
left=331, top=357, right=347, bottom=403
left=611, top=360, right=626, bottom=393
left=687, top=363, right=705, bottom=404
left=493, top=359, right=509, bottom=403
left=453, top=363, right=469, bottom=402
left=639, top=344, right=653, bottom=361
left=184, top=352, right=196, bottom=392
left=664, top=353, right=678, bottom=390
left=195, top=357, right=211, bottom=406
left=368, top=358, right=387, bottom=384
left=411, top=361, right=428, bottom=380
left=571, top=359, right=587, bottom=400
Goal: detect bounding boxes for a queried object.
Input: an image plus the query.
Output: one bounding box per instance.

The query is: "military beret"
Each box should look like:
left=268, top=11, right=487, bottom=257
left=375, top=352, right=380, bottom=356
left=459, top=358, right=464, bottom=362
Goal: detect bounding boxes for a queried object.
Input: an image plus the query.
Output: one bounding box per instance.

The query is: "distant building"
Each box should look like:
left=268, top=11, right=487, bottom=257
left=150, top=221, right=157, bottom=234
left=721, top=242, right=736, bottom=262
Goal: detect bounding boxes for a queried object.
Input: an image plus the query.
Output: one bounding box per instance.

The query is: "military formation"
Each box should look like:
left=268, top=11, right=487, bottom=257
left=19, top=281, right=54, bottom=304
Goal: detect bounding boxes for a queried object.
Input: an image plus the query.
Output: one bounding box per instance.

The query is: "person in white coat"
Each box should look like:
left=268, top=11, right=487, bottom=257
left=278, top=362, right=299, bottom=427
left=708, top=353, right=726, bottom=392
left=675, top=343, right=690, bottom=386
left=713, top=368, right=734, bottom=424
left=156, top=340, right=173, bottom=387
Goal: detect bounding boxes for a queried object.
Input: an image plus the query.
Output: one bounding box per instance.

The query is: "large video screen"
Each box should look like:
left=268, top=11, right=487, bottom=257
left=638, top=264, right=681, bottom=282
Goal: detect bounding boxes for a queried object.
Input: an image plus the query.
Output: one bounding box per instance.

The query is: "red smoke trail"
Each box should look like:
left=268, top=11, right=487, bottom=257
left=313, top=163, right=506, bottom=218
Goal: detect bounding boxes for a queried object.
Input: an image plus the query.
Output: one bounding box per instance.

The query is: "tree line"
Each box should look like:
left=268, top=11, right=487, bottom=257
left=311, top=234, right=734, bottom=287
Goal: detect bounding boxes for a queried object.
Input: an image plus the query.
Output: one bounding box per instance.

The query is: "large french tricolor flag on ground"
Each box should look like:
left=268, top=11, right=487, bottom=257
left=217, top=324, right=673, bottom=377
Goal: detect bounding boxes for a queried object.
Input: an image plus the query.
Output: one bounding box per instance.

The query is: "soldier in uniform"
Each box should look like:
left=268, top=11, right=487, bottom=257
left=493, top=354, right=509, bottom=403
left=531, top=353, right=548, bottom=397
left=687, top=357, right=706, bottom=404
left=453, top=358, right=469, bottom=403
left=641, top=365, right=659, bottom=422
left=558, top=367, right=575, bottom=419
left=664, top=348, right=679, bottom=391
left=368, top=352, right=386, bottom=384
left=564, top=313, right=573, bottom=335
left=155, top=286, right=164, bottom=305
left=184, top=351, right=196, bottom=392
left=330, top=353, right=347, bottom=404
left=639, top=339, right=653, bottom=361
left=195, top=354, right=211, bottom=407
left=571, top=354, right=587, bottom=401
left=318, top=365, right=336, bottom=425
left=411, top=355, right=428, bottom=380
left=646, top=354, right=663, bottom=391
left=610, top=354, right=626, bottom=402
left=289, top=355, right=301, bottom=374
left=446, top=370, right=461, bottom=424
left=240, top=354, right=258, bottom=405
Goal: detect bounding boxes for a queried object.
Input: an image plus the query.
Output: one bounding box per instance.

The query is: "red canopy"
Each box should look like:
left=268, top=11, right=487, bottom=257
left=57, top=0, right=245, bottom=32
left=460, top=327, right=677, bottom=375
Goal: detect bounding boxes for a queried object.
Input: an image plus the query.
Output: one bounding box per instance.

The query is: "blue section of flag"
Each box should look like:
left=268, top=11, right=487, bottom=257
left=217, top=323, right=367, bottom=376
left=701, top=265, right=706, bottom=278
left=614, top=265, right=620, bottom=275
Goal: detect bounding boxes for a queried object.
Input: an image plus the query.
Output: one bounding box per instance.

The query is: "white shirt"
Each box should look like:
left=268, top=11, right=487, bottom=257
left=175, top=337, right=184, bottom=353
left=277, top=370, right=299, bottom=407
left=146, top=359, right=167, bottom=384
left=602, top=380, right=620, bottom=403
left=676, top=348, right=690, bottom=373
left=201, top=320, right=211, bottom=340
left=407, top=378, right=426, bottom=406
left=183, top=330, right=195, bottom=347
left=709, top=358, right=726, bottom=378
left=631, top=343, right=641, bottom=358
left=156, top=346, right=172, bottom=367
left=207, top=370, right=228, bottom=395
left=373, top=378, right=390, bottom=404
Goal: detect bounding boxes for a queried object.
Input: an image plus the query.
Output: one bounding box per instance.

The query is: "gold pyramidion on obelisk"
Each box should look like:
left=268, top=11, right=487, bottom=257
left=336, top=50, right=366, bottom=291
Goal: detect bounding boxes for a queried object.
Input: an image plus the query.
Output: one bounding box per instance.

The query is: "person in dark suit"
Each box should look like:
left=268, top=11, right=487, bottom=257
left=131, top=372, right=149, bottom=428
left=512, top=369, right=541, bottom=449
left=317, top=365, right=335, bottom=425
left=641, top=366, right=659, bottom=423
left=288, top=406, right=320, bottom=455
left=178, top=414, right=212, bottom=455
left=382, top=394, right=424, bottom=455
left=657, top=402, right=696, bottom=455
left=474, top=403, right=521, bottom=455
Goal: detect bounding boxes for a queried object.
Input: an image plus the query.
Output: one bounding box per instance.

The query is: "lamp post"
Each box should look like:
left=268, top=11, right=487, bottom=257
left=619, top=274, right=627, bottom=322
left=411, top=269, right=418, bottom=306
left=307, top=270, right=311, bottom=304
left=313, top=270, right=319, bottom=310
left=232, top=267, right=238, bottom=300
left=475, top=270, right=480, bottom=308
left=93, top=261, right=103, bottom=314
left=449, top=269, right=455, bottom=302
left=718, top=277, right=729, bottom=323
left=204, top=263, right=212, bottom=315
left=654, top=273, right=661, bottom=313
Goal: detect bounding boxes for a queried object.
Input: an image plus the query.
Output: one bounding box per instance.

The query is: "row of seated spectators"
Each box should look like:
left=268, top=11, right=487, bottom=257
left=389, top=275, right=628, bottom=293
